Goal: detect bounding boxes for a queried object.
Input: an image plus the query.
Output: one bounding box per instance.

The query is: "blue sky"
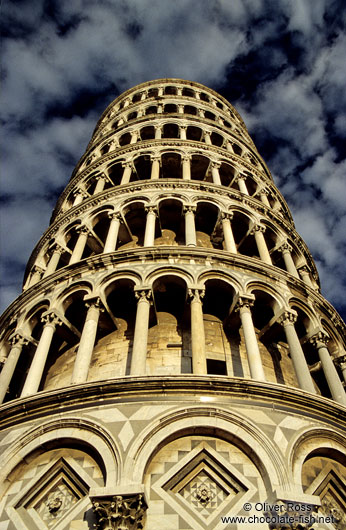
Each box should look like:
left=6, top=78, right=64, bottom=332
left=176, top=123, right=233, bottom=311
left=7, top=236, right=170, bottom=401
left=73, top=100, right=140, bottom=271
left=1, top=0, right=346, bottom=321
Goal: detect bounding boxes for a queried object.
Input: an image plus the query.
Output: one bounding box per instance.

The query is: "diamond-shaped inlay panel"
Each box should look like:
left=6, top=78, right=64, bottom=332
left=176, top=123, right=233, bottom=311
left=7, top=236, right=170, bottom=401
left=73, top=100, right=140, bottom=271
left=34, top=477, right=80, bottom=528
left=179, top=470, right=229, bottom=517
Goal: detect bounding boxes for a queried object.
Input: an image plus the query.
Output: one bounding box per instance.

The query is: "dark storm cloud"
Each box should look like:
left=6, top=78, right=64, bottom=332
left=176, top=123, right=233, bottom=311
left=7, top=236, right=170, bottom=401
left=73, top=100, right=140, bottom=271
left=1, top=0, right=345, bottom=321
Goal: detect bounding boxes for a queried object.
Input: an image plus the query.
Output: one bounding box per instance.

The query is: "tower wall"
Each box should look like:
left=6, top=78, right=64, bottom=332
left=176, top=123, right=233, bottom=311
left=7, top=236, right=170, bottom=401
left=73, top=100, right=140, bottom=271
left=0, top=79, right=345, bottom=530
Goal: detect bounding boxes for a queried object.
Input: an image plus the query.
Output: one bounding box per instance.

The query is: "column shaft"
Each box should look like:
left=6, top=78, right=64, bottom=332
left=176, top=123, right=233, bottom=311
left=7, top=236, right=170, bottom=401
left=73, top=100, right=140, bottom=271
left=260, top=191, right=271, bottom=207
left=43, top=248, right=62, bottom=277
left=69, top=229, right=89, bottom=264
left=182, top=158, right=191, bottom=180
left=211, top=165, right=221, bottom=185
left=280, top=315, right=316, bottom=393
left=21, top=316, right=59, bottom=397
left=0, top=337, right=26, bottom=403
left=144, top=208, right=157, bottom=246
left=253, top=227, right=272, bottom=265
left=185, top=208, right=197, bottom=246
left=312, top=336, right=346, bottom=405
left=130, top=292, right=151, bottom=375
left=222, top=215, right=237, bottom=253
left=237, top=176, right=249, bottom=195
left=121, top=164, right=132, bottom=184
left=94, top=177, right=106, bottom=194
left=238, top=302, right=266, bottom=381
left=104, top=215, right=121, bottom=253
left=71, top=301, right=101, bottom=384
left=190, top=291, right=207, bottom=374
left=150, top=158, right=160, bottom=180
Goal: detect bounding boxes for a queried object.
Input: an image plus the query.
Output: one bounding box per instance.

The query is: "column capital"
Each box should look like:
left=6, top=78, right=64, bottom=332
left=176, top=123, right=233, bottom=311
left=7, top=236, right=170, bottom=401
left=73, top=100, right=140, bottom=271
left=154, top=124, right=162, bottom=131
left=210, top=161, right=221, bottom=169
left=334, top=354, right=346, bottom=369
left=278, top=242, right=293, bottom=254
left=84, top=296, right=104, bottom=312
left=50, top=242, right=65, bottom=254
left=41, top=311, right=63, bottom=327
left=75, top=225, right=90, bottom=236
left=95, top=174, right=106, bottom=182
left=73, top=189, right=88, bottom=199
left=144, top=205, right=158, bottom=216
left=122, top=160, right=134, bottom=169
left=298, top=264, right=310, bottom=274
left=183, top=204, right=196, bottom=214
left=221, top=211, right=234, bottom=221
left=203, top=131, right=211, bottom=138
left=277, top=310, right=298, bottom=326
left=9, top=332, right=29, bottom=347
left=309, top=331, right=330, bottom=348
left=235, top=174, right=246, bottom=182
left=179, top=125, right=187, bottom=131
left=32, top=264, right=45, bottom=275
left=188, top=288, right=205, bottom=303
left=108, top=211, right=122, bottom=222
left=134, top=289, right=152, bottom=302
left=91, top=493, right=147, bottom=530
left=150, top=154, right=161, bottom=164
left=251, top=224, right=266, bottom=235
left=259, top=187, right=270, bottom=195
left=181, top=153, right=191, bottom=162
left=235, top=296, right=254, bottom=312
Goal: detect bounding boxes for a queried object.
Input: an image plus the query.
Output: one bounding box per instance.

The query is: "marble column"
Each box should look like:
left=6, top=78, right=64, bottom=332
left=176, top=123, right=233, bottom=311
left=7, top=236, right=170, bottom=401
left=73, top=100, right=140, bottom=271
left=182, top=156, right=191, bottom=180
left=73, top=190, right=87, bottom=206
left=150, top=156, right=160, bottom=180
left=279, top=243, right=299, bottom=278
left=155, top=125, right=162, bottom=139
left=298, top=265, right=313, bottom=287
left=130, top=290, right=152, bottom=375
left=71, top=298, right=102, bottom=384
left=226, top=141, right=234, bottom=153
left=69, top=226, right=90, bottom=264
left=21, top=312, right=62, bottom=397
left=335, top=354, right=346, bottom=385
left=236, top=298, right=266, bottom=381
left=180, top=126, right=187, bottom=140
left=221, top=213, right=237, bottom=253
left=121, top=162, right=133, bottom=185
left=28, top=265, right=44, bottom=287
left=210, top=162, right=221, bottom=185
left=204, top=132, right=212, bottom=145
left=130, top=131, right=138, bottom=144
left=310, top=332, right=346, bottom=405
left=94, top=175, right=107, bottom=194
left=278, top=311, right=316, bottom=393
left=144, top=207, right=157, bottom=246
left=235, top=175, right=249, bottom=195
left=43, top=244, right=64, bottom=277
left=104, top=213, right=122, bottom=253
left=252, top=225, right=272, bottom=265
left=259, top=188, right=271, bottom=207
left=189, top=289, right=207, bottom=374
left=0, top=333, right=29, bottom=403
left=184, top=206, right=197, bottom=246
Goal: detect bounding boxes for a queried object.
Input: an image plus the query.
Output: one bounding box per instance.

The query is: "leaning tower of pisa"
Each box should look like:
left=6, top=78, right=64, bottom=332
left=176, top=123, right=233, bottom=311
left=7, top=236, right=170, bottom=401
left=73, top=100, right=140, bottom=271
left=0, top=79, right=346, bottom=530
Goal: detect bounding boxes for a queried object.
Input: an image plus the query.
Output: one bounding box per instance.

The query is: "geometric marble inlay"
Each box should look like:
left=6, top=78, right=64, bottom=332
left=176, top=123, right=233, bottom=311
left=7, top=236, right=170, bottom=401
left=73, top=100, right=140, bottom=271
left=156, top=442, right=254, bottom=529
left=7, top=458, right=90, bottom=530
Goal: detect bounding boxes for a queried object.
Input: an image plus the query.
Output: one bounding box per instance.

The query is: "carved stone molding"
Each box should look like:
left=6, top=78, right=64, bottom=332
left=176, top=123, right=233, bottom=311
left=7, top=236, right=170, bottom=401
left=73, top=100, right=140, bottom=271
left=91, top=494, right=147, bottom=530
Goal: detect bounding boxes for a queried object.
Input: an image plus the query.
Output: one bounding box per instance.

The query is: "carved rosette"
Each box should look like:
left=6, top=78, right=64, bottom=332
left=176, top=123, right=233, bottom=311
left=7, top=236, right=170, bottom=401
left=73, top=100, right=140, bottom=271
left=91, top=494, right=147, bottom=530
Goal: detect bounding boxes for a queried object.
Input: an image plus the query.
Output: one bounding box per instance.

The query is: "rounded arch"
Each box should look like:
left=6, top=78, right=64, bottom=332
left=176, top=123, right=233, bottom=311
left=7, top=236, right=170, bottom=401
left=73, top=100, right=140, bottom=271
left=289, top=427, right=346, bottom=491
left=145, top=266, right=194, bottom=287
left=0, top=418, right=120, bottom=497
left=124, top=406, right=287, bottom=493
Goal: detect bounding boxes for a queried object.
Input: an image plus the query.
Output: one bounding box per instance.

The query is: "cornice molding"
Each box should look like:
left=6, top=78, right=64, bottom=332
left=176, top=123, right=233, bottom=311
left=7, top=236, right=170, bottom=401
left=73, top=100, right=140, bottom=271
left=0, top=376, right=345, bottom=430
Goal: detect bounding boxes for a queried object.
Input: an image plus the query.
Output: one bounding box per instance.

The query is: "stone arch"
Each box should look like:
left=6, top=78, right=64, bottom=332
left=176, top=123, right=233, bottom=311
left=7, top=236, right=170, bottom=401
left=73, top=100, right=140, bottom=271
left=125, top=406, right=287, bottom=494
left=0, top=418, right=120, bottom=499
left=289, top=427, right=346, bottom=499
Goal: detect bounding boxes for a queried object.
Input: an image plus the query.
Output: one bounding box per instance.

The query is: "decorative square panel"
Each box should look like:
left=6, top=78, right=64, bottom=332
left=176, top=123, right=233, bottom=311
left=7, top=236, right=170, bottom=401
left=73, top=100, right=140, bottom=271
left=151, top=442, right=256, bottom=530
left=6, top=456, right=99, bottom=530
